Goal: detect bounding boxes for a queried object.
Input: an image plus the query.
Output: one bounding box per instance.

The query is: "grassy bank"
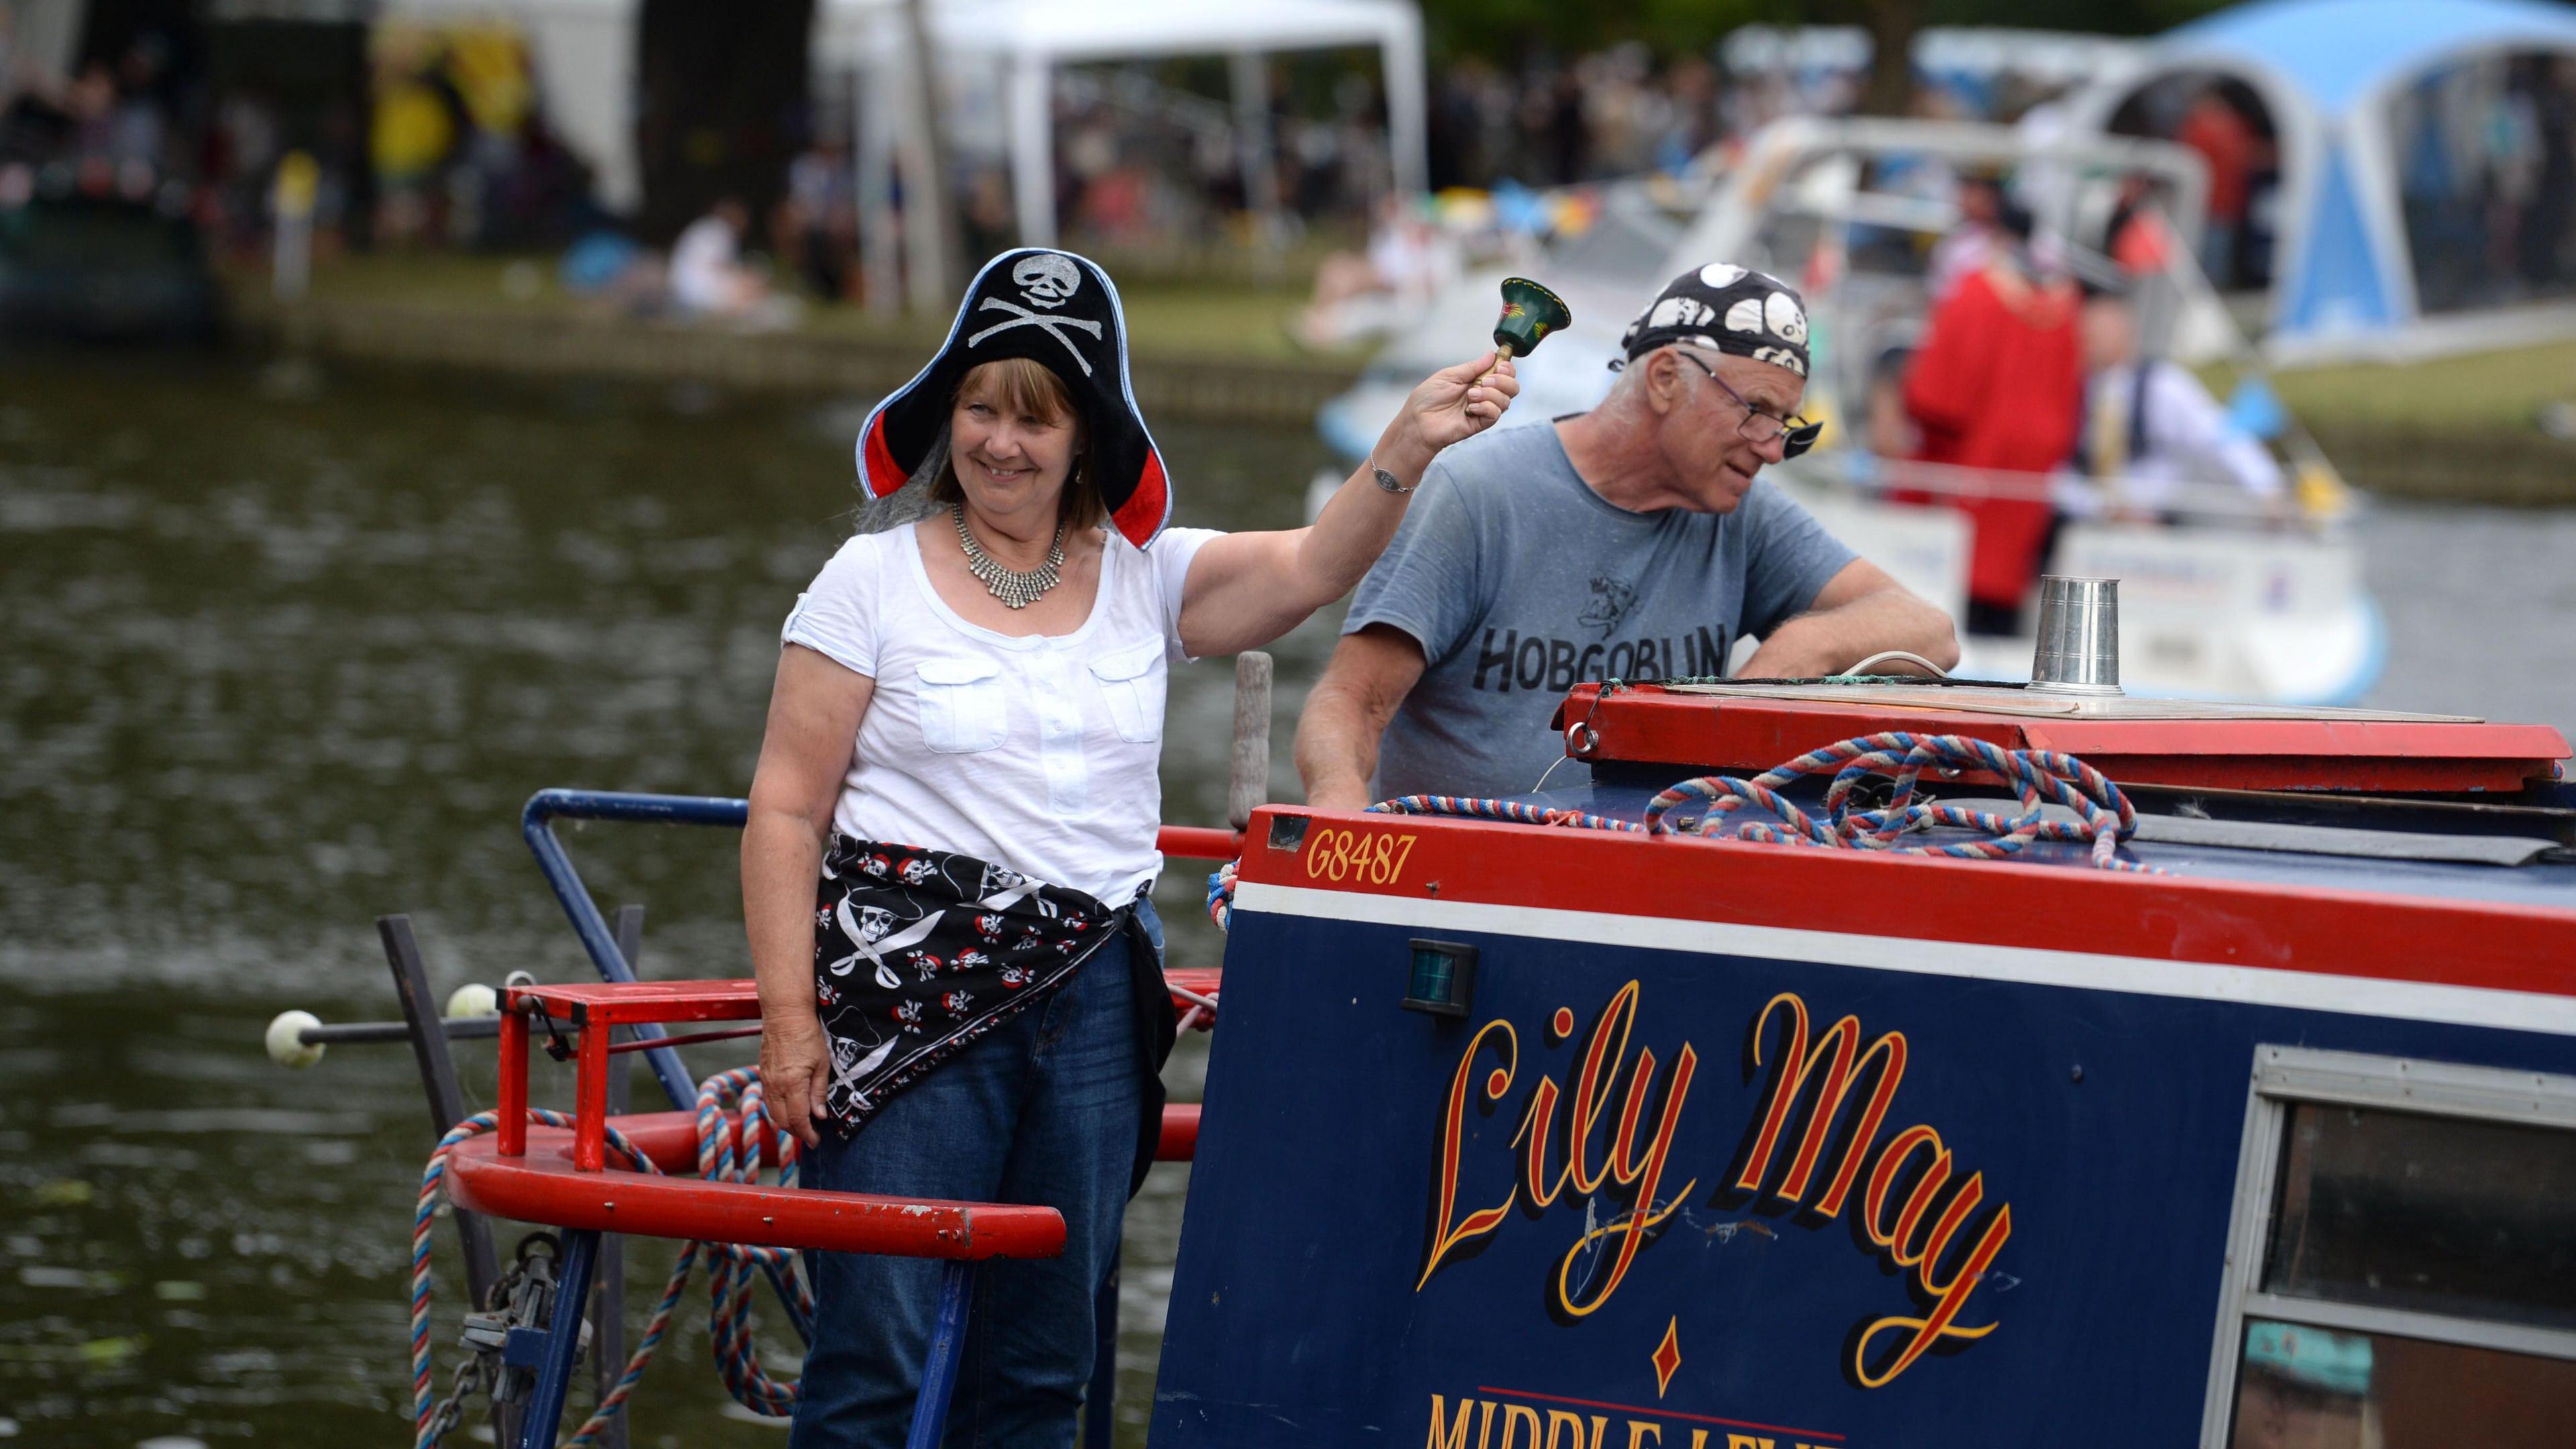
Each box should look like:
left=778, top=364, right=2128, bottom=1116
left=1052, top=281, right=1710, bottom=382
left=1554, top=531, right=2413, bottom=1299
left=2261, top=340, right=2576, bottom=505
left=243, top=254, right=2576, bottom=501
left=228, top=253, right=1375, bottom=429
left=258, top=252, right=1371, bottom=368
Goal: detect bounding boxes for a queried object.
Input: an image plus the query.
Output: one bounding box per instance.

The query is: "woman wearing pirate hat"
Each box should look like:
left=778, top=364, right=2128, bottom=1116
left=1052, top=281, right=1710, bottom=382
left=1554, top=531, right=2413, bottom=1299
left=743, top=247, right=1515, bottom=1445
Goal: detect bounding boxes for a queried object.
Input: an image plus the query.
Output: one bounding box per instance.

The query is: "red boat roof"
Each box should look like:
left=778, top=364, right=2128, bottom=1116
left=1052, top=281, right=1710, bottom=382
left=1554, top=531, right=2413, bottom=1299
left=1554, top=681, right=2571, bottom=794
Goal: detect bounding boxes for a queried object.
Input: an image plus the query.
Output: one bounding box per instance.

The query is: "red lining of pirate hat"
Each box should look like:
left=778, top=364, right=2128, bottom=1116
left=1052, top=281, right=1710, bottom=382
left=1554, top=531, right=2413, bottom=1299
left=861, top=411, right=906, bottom=498
left=1112, top=449, right=1169, bottom=549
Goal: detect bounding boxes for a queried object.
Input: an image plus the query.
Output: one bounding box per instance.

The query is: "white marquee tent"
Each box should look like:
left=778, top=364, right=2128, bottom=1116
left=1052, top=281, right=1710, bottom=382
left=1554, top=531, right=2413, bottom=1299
left=384, top=0, right=1426, bottom=290
left=819, top=0, right=1425, bottom=305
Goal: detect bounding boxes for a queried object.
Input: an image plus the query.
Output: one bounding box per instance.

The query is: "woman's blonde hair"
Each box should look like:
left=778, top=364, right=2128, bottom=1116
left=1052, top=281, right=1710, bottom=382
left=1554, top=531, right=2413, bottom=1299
left=931, top=358, right=1104, bottom=531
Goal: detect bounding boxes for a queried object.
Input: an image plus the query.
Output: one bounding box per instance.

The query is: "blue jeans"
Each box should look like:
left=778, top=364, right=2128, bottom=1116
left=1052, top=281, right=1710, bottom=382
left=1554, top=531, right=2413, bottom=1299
left=790, top=898, right=1159, bottom=1448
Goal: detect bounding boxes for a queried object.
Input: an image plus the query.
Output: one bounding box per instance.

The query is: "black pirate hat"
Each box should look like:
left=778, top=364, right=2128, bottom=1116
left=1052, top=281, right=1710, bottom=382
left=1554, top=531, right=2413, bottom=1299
left=854, top=248, right=1173, bottom=548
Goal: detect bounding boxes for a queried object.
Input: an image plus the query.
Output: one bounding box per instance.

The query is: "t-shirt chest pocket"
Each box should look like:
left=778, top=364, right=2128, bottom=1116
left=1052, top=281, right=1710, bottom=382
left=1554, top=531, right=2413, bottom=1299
left=915, top=656, right=1010, bottom=753
left=1087, top=644, right=1165, bottom=743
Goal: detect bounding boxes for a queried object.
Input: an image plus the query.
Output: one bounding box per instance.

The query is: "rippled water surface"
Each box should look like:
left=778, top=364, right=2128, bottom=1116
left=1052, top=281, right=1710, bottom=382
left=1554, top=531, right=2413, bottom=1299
left=0, top=355, right=1336, bottom=1448
left=5, top=353, right=2576, bottom=1448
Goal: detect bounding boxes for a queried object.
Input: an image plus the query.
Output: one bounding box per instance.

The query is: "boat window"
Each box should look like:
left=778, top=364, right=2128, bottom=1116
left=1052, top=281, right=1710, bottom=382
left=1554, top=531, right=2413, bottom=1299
left=2201, top=1047, right=2576, bottom=1449
left=2226, top=1319, right=2576, bottom=1448
left=2261, top=1103, right=2576, bottom=1332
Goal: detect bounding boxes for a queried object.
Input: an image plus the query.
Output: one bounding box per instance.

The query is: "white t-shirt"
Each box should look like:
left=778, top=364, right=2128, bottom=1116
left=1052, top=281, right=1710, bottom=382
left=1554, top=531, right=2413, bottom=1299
left=782, top=521, right=1221, bottom=905
left=2054, top=361, right=2285, bottom=516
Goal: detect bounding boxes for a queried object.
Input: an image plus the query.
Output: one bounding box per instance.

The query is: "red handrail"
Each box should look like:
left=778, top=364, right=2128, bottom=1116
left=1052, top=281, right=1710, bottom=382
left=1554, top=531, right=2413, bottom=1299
left=482, top=975, right=1205, bottom=1256
left=445, top=1118, right=1067, bottom=1258
left=1157, top=825, right=1242, bottom=862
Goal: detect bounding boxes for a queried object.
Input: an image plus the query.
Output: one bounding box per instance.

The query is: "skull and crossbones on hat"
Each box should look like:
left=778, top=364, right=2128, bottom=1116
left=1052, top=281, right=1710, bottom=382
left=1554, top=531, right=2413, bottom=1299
left=969, top=252, right=1104, bottom=374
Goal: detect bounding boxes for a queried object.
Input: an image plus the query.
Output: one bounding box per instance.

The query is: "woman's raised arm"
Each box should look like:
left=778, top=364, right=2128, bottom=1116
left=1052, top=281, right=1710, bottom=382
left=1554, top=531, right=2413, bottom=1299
left=743, top=643, right=874, bottom=1148
left=1175, top=353, right=1517, bottom=659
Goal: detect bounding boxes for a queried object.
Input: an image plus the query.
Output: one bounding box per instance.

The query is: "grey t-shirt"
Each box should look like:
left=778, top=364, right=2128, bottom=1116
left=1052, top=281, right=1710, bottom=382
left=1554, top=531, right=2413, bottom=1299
left=1346, top=421, right=1855, bottom=801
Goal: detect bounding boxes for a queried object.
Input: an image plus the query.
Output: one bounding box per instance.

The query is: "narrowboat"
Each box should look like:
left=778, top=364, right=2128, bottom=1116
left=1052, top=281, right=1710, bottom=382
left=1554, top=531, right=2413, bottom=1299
left=1167, top=669, right=2576, bottom=1446
left=274, top=597, right=2576, bottom=1448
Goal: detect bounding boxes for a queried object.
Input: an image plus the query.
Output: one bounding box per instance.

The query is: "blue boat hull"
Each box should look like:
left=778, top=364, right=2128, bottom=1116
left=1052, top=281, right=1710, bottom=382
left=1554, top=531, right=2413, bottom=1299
left=1155, top=906, right=2576, bottom=1446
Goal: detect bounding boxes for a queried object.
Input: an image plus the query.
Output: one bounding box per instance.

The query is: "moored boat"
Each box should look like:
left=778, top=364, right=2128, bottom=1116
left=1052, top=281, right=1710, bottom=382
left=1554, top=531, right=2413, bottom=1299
left=1163, top=657, right=2576, bottom=1445
left=278, top=616, right=2575, bottom=1447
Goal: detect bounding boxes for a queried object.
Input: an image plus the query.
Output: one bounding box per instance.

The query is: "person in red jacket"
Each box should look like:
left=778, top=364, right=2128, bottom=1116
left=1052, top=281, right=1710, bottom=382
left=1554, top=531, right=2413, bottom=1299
left=1902, top=241, right=2082, bottom=636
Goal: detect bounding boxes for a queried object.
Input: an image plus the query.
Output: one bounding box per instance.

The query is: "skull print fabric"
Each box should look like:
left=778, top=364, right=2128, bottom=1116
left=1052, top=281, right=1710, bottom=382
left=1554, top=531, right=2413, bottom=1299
left=1617, top=262, right=1810, bottom=378
left=812, top=833, right=1121, bottom=1134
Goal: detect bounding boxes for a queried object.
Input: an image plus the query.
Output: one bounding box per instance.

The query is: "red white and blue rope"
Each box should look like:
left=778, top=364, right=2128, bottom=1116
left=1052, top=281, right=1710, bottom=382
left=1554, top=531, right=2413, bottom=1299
left=1640, top=731, right=2150, bottom=871
left=1202, top=733, right=2150, bottom=929
left=410, top=1068, right=808, bottom=1448
left=1369, top=795, right=1647, bottom=833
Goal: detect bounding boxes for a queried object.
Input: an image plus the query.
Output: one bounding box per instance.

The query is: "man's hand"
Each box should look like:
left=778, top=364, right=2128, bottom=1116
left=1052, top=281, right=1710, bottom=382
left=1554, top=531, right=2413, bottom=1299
left=1735, top=560, right=1960, bottom=680
left=1305, top=778, right=1377, bottom=813
left=759, top=1010, right=834, bottom=1151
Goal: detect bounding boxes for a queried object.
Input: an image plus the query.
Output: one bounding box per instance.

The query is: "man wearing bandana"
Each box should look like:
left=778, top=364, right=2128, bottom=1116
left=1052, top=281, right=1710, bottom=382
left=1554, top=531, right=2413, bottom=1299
left=1298, top=262, right=1959, bottom=808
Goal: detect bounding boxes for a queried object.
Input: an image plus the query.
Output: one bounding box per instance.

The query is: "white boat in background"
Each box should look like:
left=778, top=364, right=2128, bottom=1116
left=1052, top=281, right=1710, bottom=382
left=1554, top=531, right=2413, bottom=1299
left=1316, top=117, right=2385, bottom=706
left=1777, top=456, right=2381, bottom=705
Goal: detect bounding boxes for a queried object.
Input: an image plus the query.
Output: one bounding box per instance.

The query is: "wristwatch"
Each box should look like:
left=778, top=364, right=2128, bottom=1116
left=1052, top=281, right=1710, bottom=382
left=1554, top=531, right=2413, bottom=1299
left=1372, top=464, right=1415, bottom=495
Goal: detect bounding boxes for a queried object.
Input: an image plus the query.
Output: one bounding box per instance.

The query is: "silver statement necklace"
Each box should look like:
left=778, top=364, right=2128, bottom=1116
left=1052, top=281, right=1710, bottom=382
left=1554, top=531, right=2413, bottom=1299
left=953, top=504, right=1066, bottom=610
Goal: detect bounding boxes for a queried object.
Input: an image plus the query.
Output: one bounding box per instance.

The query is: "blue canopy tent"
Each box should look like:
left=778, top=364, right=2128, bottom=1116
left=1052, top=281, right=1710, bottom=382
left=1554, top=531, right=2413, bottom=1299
left=2071, top=0, right=2576, bottom=361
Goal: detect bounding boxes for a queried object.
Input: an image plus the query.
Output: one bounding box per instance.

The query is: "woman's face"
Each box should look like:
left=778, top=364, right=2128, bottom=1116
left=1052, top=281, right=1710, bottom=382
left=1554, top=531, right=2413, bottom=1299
left=949, top=369, right=1078, bottom=525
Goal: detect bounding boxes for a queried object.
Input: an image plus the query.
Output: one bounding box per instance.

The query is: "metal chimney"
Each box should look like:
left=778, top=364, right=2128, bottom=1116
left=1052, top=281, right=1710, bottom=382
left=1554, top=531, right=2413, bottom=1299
left=2027, top=576, right=2123, bottom=696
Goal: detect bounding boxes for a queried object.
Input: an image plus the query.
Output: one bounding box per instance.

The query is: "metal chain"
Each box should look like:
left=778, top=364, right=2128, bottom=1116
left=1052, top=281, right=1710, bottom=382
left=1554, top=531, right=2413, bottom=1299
left=421, top=1234, right=556, bottom=1448
left=421, top=1355, right=492, bottom=1448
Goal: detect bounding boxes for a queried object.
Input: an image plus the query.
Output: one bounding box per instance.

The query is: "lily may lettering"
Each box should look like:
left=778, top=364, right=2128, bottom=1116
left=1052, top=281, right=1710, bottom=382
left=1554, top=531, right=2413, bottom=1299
left=1418, top=984, right=2012, bottom=1389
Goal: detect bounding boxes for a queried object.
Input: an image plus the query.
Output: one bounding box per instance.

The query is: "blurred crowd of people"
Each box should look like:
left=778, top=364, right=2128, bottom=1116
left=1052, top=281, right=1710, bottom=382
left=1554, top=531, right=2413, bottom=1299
left=1427, top=46, right=1723, bottom=192
left=1, top=28, right=195, bottom=219
left=2395, top=54, right=2576, bottom=313
left=0, top=17, right=595, bottom=264
left=364, top=24, right=597, bottom=252
left=10, top=9, right=2575, bottom=349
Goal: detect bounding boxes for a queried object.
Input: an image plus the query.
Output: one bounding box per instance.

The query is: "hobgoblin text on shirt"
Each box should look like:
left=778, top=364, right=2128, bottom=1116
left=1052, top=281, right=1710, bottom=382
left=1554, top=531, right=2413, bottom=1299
left=1468, top=622, right=1732, bottom=694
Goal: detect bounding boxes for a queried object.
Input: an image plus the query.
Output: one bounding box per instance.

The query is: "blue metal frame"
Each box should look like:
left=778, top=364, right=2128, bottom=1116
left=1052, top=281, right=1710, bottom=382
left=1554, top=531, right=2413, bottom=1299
left=521, top=789, right=748, bottom=1109
left=907, top=1263, right=979, bottom=1449
left=521, top=1229, right=600, bottom=1449
left=511, top=789, right=989, bottom=1448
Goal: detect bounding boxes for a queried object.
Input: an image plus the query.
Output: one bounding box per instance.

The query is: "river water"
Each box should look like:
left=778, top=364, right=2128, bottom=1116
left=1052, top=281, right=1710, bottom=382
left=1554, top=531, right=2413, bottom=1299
left=3, top=355, right=2574, bottom=1448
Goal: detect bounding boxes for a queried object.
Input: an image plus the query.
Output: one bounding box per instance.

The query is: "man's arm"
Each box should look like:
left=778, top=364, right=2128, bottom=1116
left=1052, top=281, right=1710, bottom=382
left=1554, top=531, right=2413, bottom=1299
left=1737, top=559, right=1960, bottom=679
left=1295, top=624, right=1429, bottom=812
left=2149, top=364, right=2285, bottom=502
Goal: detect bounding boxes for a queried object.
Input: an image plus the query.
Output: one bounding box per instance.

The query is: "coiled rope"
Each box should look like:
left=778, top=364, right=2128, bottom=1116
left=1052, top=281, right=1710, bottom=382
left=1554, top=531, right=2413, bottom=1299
left=1640, top=731, right=2150, bottom=871
left=1203, top=732, right=2150, bottom=928
left=411, top=1067, right=808, bottom=1448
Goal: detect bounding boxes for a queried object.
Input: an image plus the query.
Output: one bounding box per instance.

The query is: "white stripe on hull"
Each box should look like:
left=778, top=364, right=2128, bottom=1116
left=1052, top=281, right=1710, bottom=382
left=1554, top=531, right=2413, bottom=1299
left=1232, top=882, right=2576, bottom=1038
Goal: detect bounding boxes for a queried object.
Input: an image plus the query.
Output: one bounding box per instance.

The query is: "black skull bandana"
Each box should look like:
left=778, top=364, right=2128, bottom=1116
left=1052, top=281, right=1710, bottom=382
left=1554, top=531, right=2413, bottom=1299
left=1616, top=262, right=1811, bottom=380
left=810, top=834, right=1122, bottom=1134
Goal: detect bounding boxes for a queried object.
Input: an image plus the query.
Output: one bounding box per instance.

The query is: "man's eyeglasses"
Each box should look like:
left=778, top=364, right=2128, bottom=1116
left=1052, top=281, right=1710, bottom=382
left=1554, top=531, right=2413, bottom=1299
left=1674, top=350, right=1822, bottom=459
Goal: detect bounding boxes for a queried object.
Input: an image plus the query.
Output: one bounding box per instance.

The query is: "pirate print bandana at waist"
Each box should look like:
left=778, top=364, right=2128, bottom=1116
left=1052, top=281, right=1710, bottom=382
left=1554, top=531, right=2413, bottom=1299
left=853, top=246, right=1173, bottom=549
left=811, top=834, right=1123, bottom=1135
left=1615, top=262, right=1810, bottom=379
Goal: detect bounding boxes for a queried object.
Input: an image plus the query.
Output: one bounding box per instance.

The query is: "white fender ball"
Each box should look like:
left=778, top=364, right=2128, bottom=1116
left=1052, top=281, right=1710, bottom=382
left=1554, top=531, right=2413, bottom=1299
left=444, top=982, right=499, bottom=1020
left=265, top=1010, right=326, bottom=1069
